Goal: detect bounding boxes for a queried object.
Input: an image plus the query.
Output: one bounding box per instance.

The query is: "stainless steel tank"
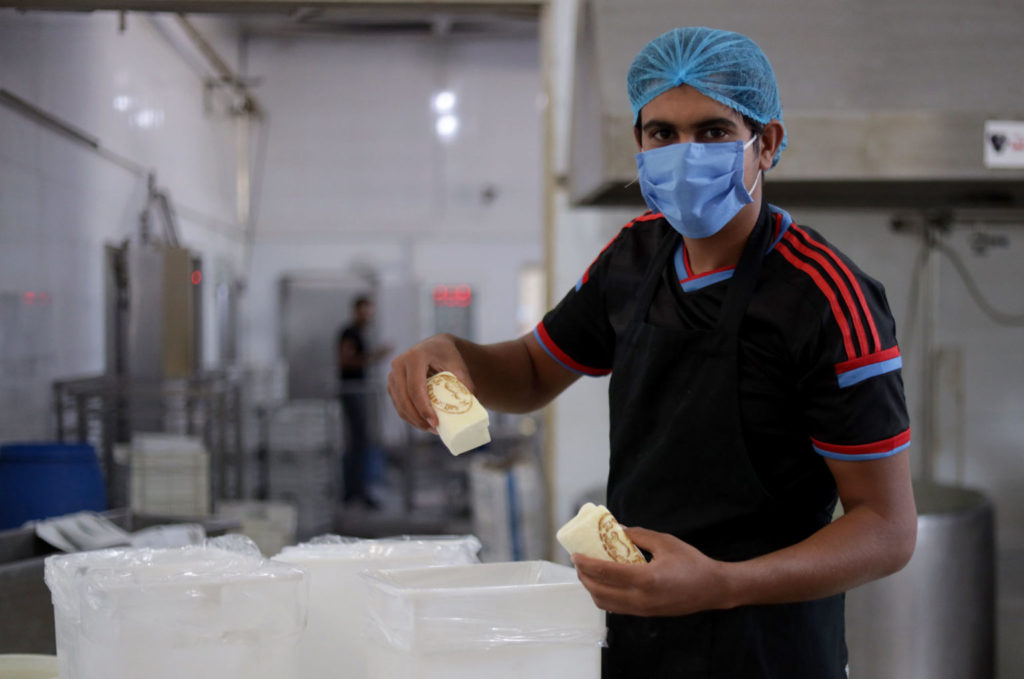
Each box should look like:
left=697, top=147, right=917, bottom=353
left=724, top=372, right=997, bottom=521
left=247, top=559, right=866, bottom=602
left=845, top=480, right=995, bottom=679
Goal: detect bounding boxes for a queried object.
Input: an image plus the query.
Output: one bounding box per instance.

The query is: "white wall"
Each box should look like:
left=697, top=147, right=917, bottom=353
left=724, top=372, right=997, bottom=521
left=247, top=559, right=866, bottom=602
left=241, top=31, right=543, bottom=370
left=0, top=11, right=246, bottom=441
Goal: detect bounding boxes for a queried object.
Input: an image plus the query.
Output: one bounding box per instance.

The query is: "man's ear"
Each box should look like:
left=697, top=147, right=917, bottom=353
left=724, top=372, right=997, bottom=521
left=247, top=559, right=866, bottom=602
left=759, top=120, right=785, bottom=170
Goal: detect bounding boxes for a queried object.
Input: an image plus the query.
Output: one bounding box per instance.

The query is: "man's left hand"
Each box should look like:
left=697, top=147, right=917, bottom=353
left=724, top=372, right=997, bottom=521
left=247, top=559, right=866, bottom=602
left=571, top=527, right=732, bottom=617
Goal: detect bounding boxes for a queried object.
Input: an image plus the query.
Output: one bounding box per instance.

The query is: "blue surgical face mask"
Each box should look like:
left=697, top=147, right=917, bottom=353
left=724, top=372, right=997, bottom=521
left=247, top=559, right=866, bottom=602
left=635, top=136, right=761, bottom=239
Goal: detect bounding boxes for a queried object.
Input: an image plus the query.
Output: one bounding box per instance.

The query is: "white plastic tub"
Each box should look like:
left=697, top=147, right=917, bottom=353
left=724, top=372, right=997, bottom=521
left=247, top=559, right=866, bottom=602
left=273, top=535, right=480, bottom=679
left=361, top=560, right=605, bottom=679
left=45, top=538, right=307, bottom=679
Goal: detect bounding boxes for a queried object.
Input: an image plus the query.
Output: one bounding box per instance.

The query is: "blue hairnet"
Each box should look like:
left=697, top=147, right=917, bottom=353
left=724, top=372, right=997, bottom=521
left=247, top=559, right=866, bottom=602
left=627, top=27, right=787, bottom=167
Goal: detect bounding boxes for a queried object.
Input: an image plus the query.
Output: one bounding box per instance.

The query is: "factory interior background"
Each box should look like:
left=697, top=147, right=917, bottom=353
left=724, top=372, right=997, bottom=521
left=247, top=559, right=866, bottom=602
left=1, top=1, right=1023, bottom=677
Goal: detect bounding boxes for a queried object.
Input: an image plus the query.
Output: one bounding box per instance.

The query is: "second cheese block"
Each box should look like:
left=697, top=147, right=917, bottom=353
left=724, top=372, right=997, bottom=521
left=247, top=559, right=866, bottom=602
left=426, top=371, right=491, bottom=456
left=556, top=502, right=646, bottom=564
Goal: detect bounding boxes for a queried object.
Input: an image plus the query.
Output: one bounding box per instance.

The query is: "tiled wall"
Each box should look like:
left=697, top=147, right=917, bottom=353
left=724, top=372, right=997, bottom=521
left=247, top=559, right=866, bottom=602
left=240, top=30, right=543, bottom=369
left=0, top=12, right=246, bottom=441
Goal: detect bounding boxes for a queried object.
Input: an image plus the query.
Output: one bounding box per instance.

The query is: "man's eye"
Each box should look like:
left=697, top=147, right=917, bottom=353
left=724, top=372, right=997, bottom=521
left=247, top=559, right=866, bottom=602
left=699, top=128, right=729, bottom=142
left=649, top=128, right=673, bottom=142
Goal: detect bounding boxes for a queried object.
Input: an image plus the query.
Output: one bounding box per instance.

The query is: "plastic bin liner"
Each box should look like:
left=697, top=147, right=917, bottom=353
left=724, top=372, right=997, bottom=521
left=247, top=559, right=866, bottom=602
left=44, top=536, right=307, bottom=679
left=361, top=560, right=606, bottom=653
left=275, top=533, right=481, bottom=561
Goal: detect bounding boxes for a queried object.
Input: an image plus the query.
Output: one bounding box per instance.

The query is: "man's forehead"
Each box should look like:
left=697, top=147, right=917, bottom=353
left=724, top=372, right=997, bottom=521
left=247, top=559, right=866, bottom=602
left=639, top=84, right=744, bottom=125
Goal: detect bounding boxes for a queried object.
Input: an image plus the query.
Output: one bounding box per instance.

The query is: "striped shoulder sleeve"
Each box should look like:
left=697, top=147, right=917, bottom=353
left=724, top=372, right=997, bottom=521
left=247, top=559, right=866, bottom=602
left=777, top=223, right=911, bottom=461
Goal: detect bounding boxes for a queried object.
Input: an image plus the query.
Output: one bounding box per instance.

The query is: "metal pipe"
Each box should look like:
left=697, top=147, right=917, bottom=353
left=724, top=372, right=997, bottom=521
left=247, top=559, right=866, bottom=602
left=538, top=0, right=556, bottom=561
left=0, top=88, right=150, bottom=177
left=175, top=14, right=261, bottom=116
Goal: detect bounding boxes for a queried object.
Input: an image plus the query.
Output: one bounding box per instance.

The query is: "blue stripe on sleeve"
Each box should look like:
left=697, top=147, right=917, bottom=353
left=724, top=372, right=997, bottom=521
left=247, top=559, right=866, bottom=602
left=814, top=439, right=911, bottom=461
left=837, top=356, right=903, bottom=388
left=532, top=327, right=589, bottom=376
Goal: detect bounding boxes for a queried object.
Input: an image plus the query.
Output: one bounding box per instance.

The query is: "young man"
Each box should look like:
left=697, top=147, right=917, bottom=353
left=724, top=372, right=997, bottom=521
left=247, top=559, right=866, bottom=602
left=387, top=27, right=915, bottom=677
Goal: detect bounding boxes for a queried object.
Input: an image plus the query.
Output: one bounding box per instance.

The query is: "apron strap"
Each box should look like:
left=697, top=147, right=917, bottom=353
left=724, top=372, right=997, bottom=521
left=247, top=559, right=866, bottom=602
left=631, top=228, right=681, bottom=324
left=717, top=200, right=772, bottom=333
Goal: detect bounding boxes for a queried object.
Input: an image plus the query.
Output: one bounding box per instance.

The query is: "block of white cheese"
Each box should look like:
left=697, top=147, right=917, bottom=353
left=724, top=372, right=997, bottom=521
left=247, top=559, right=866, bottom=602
left=557, top=502, right=646, bottom=564
left=426, top=371, right=491, bottom=456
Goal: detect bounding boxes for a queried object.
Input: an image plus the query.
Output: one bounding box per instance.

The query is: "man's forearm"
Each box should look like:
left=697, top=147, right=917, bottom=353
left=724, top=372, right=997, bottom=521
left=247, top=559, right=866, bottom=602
left=452, top=335, right=562, bottom=413
left=718, top=503, right=917, bottom=609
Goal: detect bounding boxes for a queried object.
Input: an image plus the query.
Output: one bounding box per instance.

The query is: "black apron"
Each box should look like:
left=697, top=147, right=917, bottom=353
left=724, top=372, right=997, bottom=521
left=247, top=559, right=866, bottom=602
left=604, top=205, right=847, bottom=678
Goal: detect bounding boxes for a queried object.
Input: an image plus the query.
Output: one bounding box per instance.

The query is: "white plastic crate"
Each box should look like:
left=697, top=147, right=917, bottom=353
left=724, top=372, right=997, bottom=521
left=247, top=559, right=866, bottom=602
left=129, top=434, right=210, bottom=517
left=469, top=455, right=547, bottom=562
left=216, top=501, right=298, bottom=558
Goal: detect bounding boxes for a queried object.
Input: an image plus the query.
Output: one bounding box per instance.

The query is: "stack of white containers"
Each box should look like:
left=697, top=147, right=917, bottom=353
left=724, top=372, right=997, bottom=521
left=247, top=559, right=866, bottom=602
left=266, top=402, right=340, bottom=536
left=44, top=537, right=307, bottom=679
left=272, top=534, right=481, bottom=679
left=361, top=560, right=606, bottom=679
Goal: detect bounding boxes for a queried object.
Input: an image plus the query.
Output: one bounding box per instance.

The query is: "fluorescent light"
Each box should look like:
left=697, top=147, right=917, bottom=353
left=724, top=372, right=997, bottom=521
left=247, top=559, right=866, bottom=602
left=436, top=114, right=459, bottom=139
left=432, top=90, right=456, bottom=114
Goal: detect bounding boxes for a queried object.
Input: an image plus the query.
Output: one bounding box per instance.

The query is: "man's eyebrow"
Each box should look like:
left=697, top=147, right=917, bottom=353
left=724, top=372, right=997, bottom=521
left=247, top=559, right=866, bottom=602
left=641, top=116, right=739, bottom=132
left=694, top=117, right=739, bottom=129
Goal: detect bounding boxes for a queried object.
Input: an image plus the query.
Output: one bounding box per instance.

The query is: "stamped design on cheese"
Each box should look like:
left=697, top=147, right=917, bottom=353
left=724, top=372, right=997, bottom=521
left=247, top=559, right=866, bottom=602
left=598, top=511, right=646, bottom=563
left=427, top=372, right=473, bottom=414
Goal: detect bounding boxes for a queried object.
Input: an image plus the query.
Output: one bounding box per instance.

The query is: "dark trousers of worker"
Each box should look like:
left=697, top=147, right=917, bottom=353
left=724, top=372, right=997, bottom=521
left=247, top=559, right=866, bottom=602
left=340, top=391, right=370, bottom=502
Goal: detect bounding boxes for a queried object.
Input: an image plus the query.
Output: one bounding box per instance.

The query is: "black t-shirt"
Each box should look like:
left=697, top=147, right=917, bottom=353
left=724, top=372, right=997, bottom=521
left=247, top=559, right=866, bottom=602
left=338, top=324, right=366, bottom=381
left=535, top=205, right=910, bottom=498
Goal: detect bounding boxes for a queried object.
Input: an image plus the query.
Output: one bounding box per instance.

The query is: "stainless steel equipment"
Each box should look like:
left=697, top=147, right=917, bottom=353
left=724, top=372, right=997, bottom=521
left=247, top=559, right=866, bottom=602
left=845, top=480, right=995, bottom=679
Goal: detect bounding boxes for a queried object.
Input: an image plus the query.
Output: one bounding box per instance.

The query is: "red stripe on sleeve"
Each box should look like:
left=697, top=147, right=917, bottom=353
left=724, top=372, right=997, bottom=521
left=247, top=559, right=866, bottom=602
left=835, top=346, right=901, bottom=375
left=782, top=229, right=869, bottom=357
left=812, top=428, right=911, bottom=456
left=792, top=225, right=881, bottom=353
left=776, top=240, right=857, bottom=360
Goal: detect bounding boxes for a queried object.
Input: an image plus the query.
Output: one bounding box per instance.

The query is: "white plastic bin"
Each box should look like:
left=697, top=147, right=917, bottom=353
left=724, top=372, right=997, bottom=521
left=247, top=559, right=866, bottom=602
left=273, top=535, right=481, bottom=679
left=44, top=537, right=307, bottom=679
left=361, top=560, right=605, bottom=679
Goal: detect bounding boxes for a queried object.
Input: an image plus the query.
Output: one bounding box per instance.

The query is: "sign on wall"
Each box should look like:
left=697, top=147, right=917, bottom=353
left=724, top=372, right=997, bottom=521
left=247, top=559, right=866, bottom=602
left=984, top=120, right=1024, bottom=169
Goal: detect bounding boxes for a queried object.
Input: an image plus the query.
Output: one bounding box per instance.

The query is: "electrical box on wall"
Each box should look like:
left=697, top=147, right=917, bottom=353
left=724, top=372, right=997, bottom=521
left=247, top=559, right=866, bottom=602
left=110, top=243, right=202, bottom=381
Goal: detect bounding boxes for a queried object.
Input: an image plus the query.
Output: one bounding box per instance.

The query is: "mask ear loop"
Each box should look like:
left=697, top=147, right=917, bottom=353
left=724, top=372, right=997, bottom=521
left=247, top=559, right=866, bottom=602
left=744, top=134, right=761, bottom=196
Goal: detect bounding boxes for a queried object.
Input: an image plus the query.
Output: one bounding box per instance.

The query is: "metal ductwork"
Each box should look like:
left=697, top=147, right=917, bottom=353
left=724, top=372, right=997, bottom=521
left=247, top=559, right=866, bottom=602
left=570, top=0, right=1024, bottom=208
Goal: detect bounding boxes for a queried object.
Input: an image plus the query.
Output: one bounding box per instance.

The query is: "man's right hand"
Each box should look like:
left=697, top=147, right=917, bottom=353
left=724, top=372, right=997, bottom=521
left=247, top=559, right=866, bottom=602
left=386, top=333, right=474, bottom=433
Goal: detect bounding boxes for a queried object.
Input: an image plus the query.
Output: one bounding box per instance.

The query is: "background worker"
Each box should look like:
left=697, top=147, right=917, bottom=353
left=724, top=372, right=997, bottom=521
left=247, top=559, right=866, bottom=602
left=337, top=295, right=391, bottom=509
left=387, top=27, right=916, bottom=678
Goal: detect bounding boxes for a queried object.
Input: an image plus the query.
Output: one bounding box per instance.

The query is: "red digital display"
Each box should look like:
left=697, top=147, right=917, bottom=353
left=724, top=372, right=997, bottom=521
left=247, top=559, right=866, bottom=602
left=191, top=270, right=202, bottom=285
left=433, top=285, right=472, bottom=308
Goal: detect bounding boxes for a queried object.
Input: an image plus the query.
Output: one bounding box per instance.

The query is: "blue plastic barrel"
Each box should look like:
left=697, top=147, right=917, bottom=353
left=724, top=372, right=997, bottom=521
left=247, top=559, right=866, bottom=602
left=0, top=442, right=107, bottom=530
